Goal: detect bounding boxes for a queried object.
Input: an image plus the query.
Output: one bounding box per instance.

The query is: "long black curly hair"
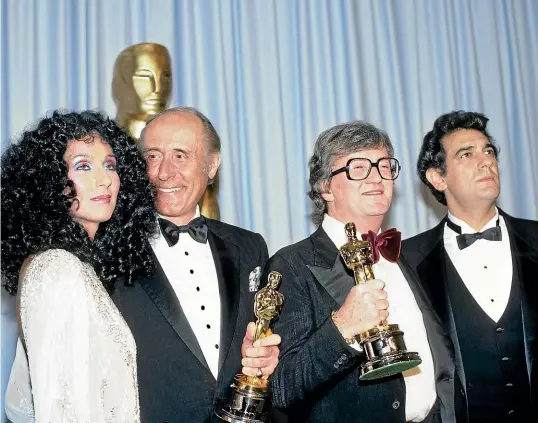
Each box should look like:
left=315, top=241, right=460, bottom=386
left=1, top=109, right=158, bottom=295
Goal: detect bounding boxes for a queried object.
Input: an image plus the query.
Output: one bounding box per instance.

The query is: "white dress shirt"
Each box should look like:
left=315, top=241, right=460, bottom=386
left=444, top=208, right=512, bottom=323
left=151, top=207, right=222, bottom=379
left=323, top=214, right=437, bottom=422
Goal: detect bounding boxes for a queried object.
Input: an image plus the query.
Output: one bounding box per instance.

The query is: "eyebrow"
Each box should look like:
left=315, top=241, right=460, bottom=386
left=67, top=154, right=116, bottom=162
left=142, top=147, right=189, bottom=154
left=454, top=145, right=475, bottom=157
left=454, top=142, right=495, bottom=157
left=66, top=153, right=90, bottom=162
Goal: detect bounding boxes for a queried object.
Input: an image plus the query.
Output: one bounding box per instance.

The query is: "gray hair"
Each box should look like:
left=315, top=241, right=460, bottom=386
left=139, top=106, right=221, bottom=154
left=308, top=120, right=395, bottom=225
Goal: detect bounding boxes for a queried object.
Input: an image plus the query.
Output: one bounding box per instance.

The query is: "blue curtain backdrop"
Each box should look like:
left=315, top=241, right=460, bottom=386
left=1, top=0, right=537, bottom=417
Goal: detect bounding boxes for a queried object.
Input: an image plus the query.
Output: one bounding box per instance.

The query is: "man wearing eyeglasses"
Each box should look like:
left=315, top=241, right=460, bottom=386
left=265, top=121, right=453, bottom=422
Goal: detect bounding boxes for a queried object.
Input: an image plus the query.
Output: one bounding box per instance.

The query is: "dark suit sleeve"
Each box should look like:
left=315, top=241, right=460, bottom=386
left=268, top=252, right=362, bottom=412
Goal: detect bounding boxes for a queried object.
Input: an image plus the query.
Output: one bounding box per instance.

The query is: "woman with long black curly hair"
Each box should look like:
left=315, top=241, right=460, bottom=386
left=2, top=110, right=158, bottom=423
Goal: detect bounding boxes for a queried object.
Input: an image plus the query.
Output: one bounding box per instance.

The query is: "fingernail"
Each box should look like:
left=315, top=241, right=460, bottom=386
left=253, top=341, right=260, bottom=348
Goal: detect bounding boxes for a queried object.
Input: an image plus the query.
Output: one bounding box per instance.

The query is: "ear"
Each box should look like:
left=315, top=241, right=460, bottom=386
left=320, top=181, right=334, bottom=203
left=207, top=152, right=221, bottom=179
left=425, top=168, right=447, bottom=192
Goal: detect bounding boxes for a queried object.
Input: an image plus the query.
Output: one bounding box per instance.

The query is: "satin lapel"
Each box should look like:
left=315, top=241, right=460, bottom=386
left=207, top=229, right=241, bottom=374
left=399, top=252, right=461, bottom=402
left=306, top=227, right=354, bottom=307
left=416, top=238, right=452, bottom=329
left=140, top=253, right=210, bottom=371
left=504, top=217, right=538, bottom=387
left=415, top=224, right=467, bottom=390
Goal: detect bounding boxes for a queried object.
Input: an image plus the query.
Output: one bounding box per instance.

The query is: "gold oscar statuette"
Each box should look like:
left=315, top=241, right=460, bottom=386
left=339, top=222, right=421, bottom=381
left=216, top=271, right=284, bottom=423
left=112, top=42, right=220, bottom=219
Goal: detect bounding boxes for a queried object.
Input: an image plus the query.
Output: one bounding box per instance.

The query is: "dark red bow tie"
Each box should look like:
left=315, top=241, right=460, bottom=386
left=361, top=228, right=402, bottom=263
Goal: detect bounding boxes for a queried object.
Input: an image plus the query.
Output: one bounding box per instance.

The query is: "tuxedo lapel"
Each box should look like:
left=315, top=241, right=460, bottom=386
left=140, top=253, right=210, bottom=372
left=306, top=227, right=354, bottom=307
left=417, top=240, right=452, bottom=329
left=504, top=213, right=538, bottom=388
left=414, top=221, right=467, bottom=390
left=207, top=226, right=241, bottom=374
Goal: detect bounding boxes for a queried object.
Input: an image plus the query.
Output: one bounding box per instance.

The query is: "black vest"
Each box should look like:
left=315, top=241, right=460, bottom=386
left=445, top=254, right=530, bottom=423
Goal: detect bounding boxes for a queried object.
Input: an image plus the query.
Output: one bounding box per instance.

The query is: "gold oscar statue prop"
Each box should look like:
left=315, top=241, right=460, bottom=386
left=112, top=42, right=220, bottom=219
left=339, top=222, right=421, bottom=381
left=112, top=42, right=172, bottom=141
left=216, top=272, right=284, bottom=423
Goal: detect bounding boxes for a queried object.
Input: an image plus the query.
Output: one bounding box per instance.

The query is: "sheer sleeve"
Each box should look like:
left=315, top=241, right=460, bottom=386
left=18, top=249, right=93, bottom=422
left=4, top=337, right=35, bottom=423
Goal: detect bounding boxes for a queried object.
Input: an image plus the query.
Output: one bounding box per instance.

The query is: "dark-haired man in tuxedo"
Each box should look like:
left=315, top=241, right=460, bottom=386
left=402, top=110, right=536, bottom=422
left=267, top=121, right=454, bottom=423
left=112, top=107, right=281, bottom=422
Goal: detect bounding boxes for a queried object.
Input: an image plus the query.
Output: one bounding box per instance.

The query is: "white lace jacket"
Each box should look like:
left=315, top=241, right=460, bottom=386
left=5, top=249, right=140, bottom=423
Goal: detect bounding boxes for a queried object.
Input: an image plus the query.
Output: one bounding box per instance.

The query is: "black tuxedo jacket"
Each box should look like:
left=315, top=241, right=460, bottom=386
left=401, top=209, right=538, bottom=422
left=111, top=218, right=269, bottom=423
left=268, top=227, right=453, bottom=423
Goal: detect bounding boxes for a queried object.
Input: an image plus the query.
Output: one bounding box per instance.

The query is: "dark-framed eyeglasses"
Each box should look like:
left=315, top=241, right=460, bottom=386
left=330, top=157, right=401, bottom=181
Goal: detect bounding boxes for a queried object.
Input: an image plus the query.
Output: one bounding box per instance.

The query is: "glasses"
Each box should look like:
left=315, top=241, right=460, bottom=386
left=331, top=157, right=401, bottom=181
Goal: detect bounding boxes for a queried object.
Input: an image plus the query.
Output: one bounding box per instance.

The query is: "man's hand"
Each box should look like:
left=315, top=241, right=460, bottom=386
left=241, top=322, right=281, bottom=379
left=332, top=279, right=389, bottom=339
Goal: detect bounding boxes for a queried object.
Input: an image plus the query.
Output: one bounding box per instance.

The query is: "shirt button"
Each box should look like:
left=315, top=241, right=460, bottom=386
left=392, top=400, right=400, bottom=410
left=502, top=357, right=510, bottom=361
left=508, top=410, right=514, bottom=415
left=506, top=383, right=513, bottom=387
left=496, top=327, right=504, bottom=333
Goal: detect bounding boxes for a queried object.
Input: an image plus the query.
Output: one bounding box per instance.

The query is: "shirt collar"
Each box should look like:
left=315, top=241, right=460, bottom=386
left=158, top=205, right=201, bottom=223
left=321, top=214, right=348, bottom=249
left=321, top=214, right=382, bottom=249
left=447, top=206, right=499, bottom=234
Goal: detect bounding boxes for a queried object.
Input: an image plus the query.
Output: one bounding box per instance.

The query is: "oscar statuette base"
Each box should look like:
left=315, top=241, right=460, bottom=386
left=358, top=324, right=422, bottom=381
left=215, top=374, right=271, bottom=423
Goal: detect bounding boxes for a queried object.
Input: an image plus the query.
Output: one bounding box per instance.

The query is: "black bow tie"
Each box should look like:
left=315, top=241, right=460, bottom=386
left=158, top=217, right=208, bottom=246
left=446, top=218, right=502, bottom=250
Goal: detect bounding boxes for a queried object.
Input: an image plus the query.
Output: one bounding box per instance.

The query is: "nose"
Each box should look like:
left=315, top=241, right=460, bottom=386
left=479, top=151, right=495, bottom=168
left=98, top=169, right=112, bottom=187
left=157, top=156, right=174, bottom=181
left=153, top=73, right=161, bottom=94
left=366, top=164, right=383, bottom=183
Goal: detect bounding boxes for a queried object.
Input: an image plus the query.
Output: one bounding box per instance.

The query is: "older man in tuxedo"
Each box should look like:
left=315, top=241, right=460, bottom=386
left=402, top=111, right=536, bottom=422
left=267, top=121, right=455, bottom=423
left=112, top=107, right=281, bottom=422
